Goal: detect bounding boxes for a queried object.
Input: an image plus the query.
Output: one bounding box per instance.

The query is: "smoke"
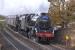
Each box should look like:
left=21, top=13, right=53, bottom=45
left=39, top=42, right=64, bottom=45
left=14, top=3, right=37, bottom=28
left=0, top=0, right=50, bottom=16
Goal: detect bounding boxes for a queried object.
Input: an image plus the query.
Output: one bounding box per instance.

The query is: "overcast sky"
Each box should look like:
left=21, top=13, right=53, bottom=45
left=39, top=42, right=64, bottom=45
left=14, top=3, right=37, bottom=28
left=0, top=0, right=50, bottom=16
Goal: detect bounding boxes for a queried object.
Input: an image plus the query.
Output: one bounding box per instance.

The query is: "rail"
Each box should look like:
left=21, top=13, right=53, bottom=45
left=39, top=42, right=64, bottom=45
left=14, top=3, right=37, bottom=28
left=4, top=25, right=50, bottom=50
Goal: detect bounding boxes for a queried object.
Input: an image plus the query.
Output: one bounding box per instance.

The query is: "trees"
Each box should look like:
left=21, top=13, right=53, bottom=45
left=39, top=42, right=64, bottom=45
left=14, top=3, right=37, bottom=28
left=48, top=0, right=64, bottom=26
left=48, top=0, right=75, bottom=26
left=66, top=0, right=75, bottom=22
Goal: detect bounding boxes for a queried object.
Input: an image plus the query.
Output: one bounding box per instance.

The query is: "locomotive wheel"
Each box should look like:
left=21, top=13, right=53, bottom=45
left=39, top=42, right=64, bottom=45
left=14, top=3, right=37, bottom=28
left=31, top=37, right=39, bottom=42
left=28, top=29, right=39, bottom=42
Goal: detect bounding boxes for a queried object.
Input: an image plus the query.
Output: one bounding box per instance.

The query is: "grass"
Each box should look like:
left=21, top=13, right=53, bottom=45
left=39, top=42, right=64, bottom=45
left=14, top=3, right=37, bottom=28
left=0, top=15, right=5, bottom=29
left=0, top=15, right=5, bottom=20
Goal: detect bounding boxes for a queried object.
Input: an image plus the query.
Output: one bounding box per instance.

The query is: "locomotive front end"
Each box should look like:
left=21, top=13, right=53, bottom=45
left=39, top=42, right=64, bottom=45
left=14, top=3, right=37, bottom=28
left=35, top=14, right=54, bottom=41
left=36, top=30, right=54, bottom=41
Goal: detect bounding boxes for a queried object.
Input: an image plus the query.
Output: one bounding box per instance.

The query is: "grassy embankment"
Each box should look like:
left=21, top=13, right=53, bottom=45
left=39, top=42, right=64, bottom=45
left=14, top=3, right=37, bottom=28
left=0, top=15, right=5, bottom=29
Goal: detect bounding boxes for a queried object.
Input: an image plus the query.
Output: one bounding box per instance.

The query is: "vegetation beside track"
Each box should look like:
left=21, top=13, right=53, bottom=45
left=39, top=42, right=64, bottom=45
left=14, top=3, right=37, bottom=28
left=0, top=15, right=5, bottom=30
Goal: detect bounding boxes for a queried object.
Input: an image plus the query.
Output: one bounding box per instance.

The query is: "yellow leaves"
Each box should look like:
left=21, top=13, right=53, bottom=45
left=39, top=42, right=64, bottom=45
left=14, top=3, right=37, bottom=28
left=65, top=35, right=70, bottom=40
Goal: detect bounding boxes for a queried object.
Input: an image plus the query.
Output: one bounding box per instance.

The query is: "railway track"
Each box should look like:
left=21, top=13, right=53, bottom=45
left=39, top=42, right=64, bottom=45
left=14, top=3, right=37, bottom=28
left=3, top=26, right=51, bottom=50
left=1, top=28, right=32, bottom=50
left=0, top=31, right=17, bottom=50
left=3, top=25, right=68, bottom=50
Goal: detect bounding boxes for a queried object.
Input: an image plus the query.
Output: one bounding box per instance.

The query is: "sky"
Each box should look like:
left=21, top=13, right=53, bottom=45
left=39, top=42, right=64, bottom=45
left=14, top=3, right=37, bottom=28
left=0, top=0, right=50, bottom=16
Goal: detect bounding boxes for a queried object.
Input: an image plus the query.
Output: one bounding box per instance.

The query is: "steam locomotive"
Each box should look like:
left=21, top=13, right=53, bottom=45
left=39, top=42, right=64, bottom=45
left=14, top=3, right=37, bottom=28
left=6, top=13, right=54, bottom=42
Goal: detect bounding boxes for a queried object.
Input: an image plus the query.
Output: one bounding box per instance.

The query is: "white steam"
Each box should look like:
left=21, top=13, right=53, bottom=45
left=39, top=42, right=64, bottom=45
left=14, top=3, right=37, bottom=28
left=0, top=0, right=50, bottom=16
